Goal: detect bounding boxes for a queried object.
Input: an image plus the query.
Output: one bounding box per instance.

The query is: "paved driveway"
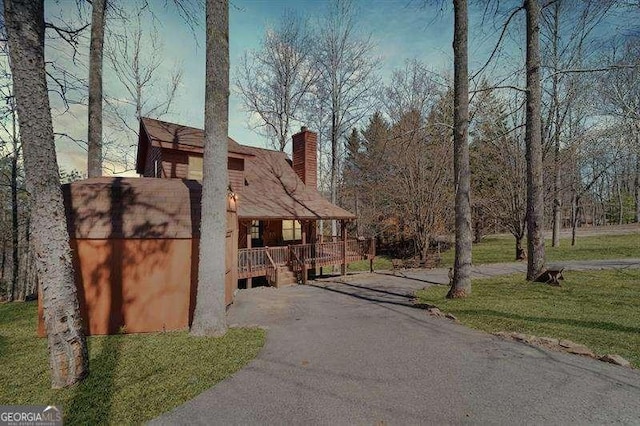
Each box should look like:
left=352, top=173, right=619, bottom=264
left=154, top=260, right=640, bottom=425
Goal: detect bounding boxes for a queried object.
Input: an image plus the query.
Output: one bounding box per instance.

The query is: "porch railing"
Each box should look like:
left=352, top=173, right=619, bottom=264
left=238, top=238, right=375, bottom=280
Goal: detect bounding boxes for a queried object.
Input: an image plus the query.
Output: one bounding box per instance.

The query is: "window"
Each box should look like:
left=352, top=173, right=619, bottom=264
left=188, top=156, right=203, bottom=180
left=282, top=220, right=301, bottom=241
left=251, top=220, right=260, bottom=239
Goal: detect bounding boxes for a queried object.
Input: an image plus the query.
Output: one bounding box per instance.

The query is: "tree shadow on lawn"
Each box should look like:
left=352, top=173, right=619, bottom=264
left=460, top=309, right=640, bottom=335
left=65, top=335, right=122, bottom=425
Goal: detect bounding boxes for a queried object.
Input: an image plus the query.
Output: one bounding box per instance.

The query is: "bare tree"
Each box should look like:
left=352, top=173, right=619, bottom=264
left=540, top=0, right=615, bottom=246
left=0, top=47, right=39, bottom=303
left=4, top=0, right=88, bottom=387
left=598, top=37, right=640, bottom=222
left=383, top=59, right=441, bottom=122
left=314, top=0, right=379, bottom=237
left=103, top=5, right=183, bottom=174
left=236, top=10, right=317, bottom=152
left=524, top=0, right=545, bottom=281
left=7, top=99, right=19, bottom=301
left=87, top=0, right=107, bottom=177
left=389, top=105, right=454, bottom=262
left=0, top=69, right=21, bottom=301
left=471, top=89, right=528, bottom=258
left=449, top=0, right=472, bottom=298
left=355, top=112, right=394, bottom=239
left=191, top=0, right=228, bottom=337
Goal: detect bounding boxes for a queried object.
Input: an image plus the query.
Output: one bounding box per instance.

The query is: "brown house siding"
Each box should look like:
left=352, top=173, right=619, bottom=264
left=262, top=220, right=283, bottom=246
left=143, top=145, right=162, bottom=177
left=56, top=239, right=195, bottom=335
left=38, top=178, right=238, bottom=336
left=161, top=149, right=189, bottom=178
left=228, top=157, right=245, bottom=192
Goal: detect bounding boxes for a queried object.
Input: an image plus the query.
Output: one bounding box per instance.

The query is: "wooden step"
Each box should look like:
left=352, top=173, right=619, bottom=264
left=274, top=268, right=298, bottom=287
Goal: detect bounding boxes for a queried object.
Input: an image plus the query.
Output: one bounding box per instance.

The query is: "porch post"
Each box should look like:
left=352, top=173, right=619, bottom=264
left=341, top=219, right=347, bottom=275
left=301, top=221, right=307, bottom=284
left=301, top=221, right=306, bottom=244
left=319, top=228, right=323, bottom=277
left=246, top=222, right=252, bottom=289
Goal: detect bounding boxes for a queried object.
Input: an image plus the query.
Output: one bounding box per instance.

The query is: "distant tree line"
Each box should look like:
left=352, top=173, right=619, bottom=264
left=235, top=0, right=640, bottom=268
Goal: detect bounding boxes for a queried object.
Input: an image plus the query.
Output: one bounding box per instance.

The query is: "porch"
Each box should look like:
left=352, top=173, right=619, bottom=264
left=238, top=238, right=376, bottom=287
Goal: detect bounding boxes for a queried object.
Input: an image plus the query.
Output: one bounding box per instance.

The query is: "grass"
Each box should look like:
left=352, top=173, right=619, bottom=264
left=440, top=232, right=640, bottom=266
left=0, top=302, right=265, bottom=424
left=347, top=256, right=392, bottom=272
left=417, top=269, right=640, bottom=368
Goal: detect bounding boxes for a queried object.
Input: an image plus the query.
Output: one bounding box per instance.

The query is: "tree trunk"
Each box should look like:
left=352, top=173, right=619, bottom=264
left=550, top=2, right=561, bottom=248
left=616, top=178, right=623, bottom=225
left=635, top=147, right=640, bottom=223
left=4, top=0, right=88, bottom=388
left=551, top=126, right=561, bottom=246
left=515, top=236, right=525, bottom=261
left=10, top=128, right=19, bottom=302
left=1, top=239, right=6, bottom=297
left=571, top=193, right=578, bottom=246
left=191, top=0, right=229, bottom=337
left=330, top=111, right=338, bottom=242
left=355, top=193, right=361, bottom=236
left=524, top=0, right=545, bottom=281
left=448, top=0, right=472, bottom=299
left=87, top=0, right=107, bottom=178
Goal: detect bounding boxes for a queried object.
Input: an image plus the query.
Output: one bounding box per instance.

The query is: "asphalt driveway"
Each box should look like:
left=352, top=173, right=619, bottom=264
left=153, top=260, right=640, bottom=425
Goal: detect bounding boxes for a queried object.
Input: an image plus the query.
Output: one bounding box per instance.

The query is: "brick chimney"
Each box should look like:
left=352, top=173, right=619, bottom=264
left=292, top=126, right=317, bottom=188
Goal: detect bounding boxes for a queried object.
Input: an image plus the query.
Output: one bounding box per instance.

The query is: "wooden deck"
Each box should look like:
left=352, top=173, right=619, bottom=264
left=238, top=239, right=375, bottom=282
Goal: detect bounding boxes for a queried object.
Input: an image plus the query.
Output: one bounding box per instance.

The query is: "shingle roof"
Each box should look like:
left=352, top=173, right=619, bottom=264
left=136, top=117, right=355, bottom=222
left=140, top=117, right=253, bottom=156
left=238, top=146, right=355, bottom=220
left=64, top=177, right=201, bottom=239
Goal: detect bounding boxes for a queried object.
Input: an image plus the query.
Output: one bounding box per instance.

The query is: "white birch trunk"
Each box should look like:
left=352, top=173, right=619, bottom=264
left=191, top=0, right=229, bottom=337
left=4, top=0, right=88, bottom=388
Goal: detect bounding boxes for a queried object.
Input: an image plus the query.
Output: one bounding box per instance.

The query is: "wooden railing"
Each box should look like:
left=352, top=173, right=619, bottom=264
left=264, top=249, right=277, bottom=286
left=238, top=239, right=375, bottom=279
left=238, top=247, right=267, bottom=277
left=289, top=246, right=304, bottom=284
left=269, top=246, right=289, bottom=267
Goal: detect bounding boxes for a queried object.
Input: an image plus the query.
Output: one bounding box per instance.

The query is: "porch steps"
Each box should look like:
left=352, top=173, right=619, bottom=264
left=275, top=267, right=298, bottom=287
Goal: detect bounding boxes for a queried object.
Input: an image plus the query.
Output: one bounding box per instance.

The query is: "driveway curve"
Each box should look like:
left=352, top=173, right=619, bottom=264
left=153, top=259, right=640, bottom=425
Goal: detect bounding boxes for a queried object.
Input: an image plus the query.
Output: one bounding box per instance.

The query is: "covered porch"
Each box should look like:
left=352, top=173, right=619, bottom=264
left=238, top=219, right=375, bottom=287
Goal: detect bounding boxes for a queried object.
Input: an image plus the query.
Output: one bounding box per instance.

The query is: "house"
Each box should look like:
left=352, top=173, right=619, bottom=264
left=39, top=118, right=373, bottom=336
left=135, top=117, right=373, bottom=282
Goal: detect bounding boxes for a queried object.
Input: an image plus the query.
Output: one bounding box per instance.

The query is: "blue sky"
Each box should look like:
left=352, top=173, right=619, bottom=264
left=40, top=0, right=464, bottom=174
left=158, top=0, right=457, bottom=142
left=37, top=0, right=635, bottom=175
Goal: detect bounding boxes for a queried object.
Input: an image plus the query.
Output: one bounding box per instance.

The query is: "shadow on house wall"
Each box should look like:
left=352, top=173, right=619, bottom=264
left=38, top=177, right=237, bottom=336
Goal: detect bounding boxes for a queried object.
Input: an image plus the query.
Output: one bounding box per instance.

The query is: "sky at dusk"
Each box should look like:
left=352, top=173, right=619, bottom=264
left=40, top=0, right=461, bottom=175
left=30, top=0, right=636, bottom=175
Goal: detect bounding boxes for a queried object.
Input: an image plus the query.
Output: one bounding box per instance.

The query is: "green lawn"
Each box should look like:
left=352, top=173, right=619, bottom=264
left=417, top=269, right=640, bottom=368
left=440, top=232, right=640, bottom=266
left=0, top=302, right=264, bottom=424
left=347, top=256, right=392, bottom=272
